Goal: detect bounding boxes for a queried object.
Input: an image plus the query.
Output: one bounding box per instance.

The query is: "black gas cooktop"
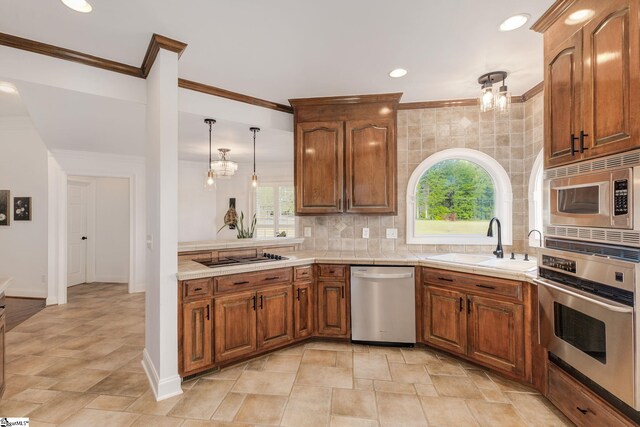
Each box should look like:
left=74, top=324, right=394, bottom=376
left=199, top=252, right=288, bottom=268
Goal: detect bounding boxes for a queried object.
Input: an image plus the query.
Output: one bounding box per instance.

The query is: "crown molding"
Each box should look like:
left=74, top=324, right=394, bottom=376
left=520, top=81, right=544, bottom=102
left=179, top=79, right=294, bottom=114
left=140, top=34, right=188, bottom=78
left=289, top=92, right=402, bottom=107
left=531, top=0, right=578, bottom=33
left=0, top=32, right=143, bottom=78
left=398, top=98, right=477, bottom=110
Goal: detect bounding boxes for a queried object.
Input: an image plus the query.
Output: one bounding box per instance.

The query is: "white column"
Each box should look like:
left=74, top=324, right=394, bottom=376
left=142, top=48, right=182, bottom=400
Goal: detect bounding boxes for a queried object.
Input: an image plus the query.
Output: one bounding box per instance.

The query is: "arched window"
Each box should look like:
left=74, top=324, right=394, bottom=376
left=528, top=151, right=544, bottom=246
left=407, top=148, right=513, bottom=245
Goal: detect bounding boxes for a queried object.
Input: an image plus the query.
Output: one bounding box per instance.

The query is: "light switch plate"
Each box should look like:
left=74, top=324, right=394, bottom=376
left=386, top=228, right=398, bottom=239
left=146, top=234, right=153, bottom=250
left=304, top=227, right=312, bottom=237
left=362, top=227, right=370, bottom=239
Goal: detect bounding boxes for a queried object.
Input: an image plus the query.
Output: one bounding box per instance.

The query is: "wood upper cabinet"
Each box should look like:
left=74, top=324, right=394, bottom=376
left=182, top=299, right=213, bottom=373
left=290, top=93, right=401, bottom=215
left=538, top=0, right=640, bottom=168
left=468, top=295, right=524, bottom=376
left=295, top=121, right=344, bottom=214
left=214, top=291, right=257, bottom=363
left=257, top=285, right=294, bottom=350
left=294, top=282, right=314, bottom=339
left=316, top=281, right=348, bottom=336
left=421, top=285, right=466, bottom=355
left=345, top=119, right=396, bottom=213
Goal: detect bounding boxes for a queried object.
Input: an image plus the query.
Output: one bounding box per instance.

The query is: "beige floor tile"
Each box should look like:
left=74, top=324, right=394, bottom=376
left=211, top=392, right=246, bottom=422
left=26, top=421, right=57, bottom=427
left=422, top=396, right=479, bottom=426
left=431, top=375, right=484, bottom=399
left=301, top=349, right=338, bottom=367
left=425, top=358, right=467, bottom=376
left=169, top=379, right=234, bottom=419
left=281, top=385, right=332, bottom=427
left=85, top=394, right=137, bottom=411
left=466, top=369, right=501, bottom=390
left=0, top=399, right=40, bottom=417
left=232, top=369, right=295, bottom=395
left=8, top=388, right=60, bottom=404
left=126, top=389, right=183, bottom=415
left=295, top=365, right=353, bottom=389
left=305, top=341, right=353, bottom=352
left=332, top=388, right=377, bottom=419
left=28, top=391, right=97, bottom=424
left=273, top=344, right=305, bottom=356
left=6, top=355, right=63, bottom=376
left=245, top=357, right=267, bottom=371
left=130, top=414, right=184, bottom=427
left=487, top=372, right=538, bottom=394
left=262, top=354, right=301, bottom=373
left=375, top=391, right=428, bottom=426
left=48, top=368, right=111, bottom=392
left=374, top=380, right=416, bottom=395
left=202, top=363, right=247, bottom=380
left=507, top=392, right=573, bottom=426
left=481, top=388, right=510, bottom=403
left=389, top=362, right=431, bottom=384
left=58, top=408, right=140, bottom=427
left=414, top=383, right=438, bottom=397
left=86, top=371, right=150, bottom=397
left=34, top=357, right=91, bottom=378
left=400, top=348, right=439, bottom=364
left=354, top=353, right=391, bottom=381
left=181, top=420, right=251, bottom=427
left=234, top=393, right=287, bottom=425
left=354, top=378, right=374, bottom=391
left=466, top=400, right=528, bottom=427
left=336, top=351, right=353, bottom=368
left=330, top=415, right=378, bottom=427
left=2, top=375, right=59, bottom=399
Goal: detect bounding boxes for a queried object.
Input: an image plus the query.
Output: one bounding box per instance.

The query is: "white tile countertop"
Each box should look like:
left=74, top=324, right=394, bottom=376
left=178, top=237, right=305, bottom=253
left=177, top=250, right=538, bottom=283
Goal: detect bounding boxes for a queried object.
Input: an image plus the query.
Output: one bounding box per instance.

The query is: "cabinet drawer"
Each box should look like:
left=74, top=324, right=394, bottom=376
left=423, top=268, right=522, bottom=301
left=214, top=268, right=293, bottom=294
left=548, top=363, right=635, bottom=427
left=318, top=265, right=346, bottom=279
left=295, top=266, right=313, bottom=281
left=179, top=251, right=213, bottom=263
left=182, top=278, right=213, bottom=300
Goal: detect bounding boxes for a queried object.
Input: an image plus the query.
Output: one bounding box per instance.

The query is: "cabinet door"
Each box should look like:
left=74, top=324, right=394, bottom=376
left=214, top=291, right=257, bottom=363
left=182, top=299, right=213, bottom=373
left=582, top=0, right=637, bottom=159
left=295, top=121, right=344, bottom=214
left=421, top=285, right=466, bottom=355
left=257, top=285, right=294, bottom=350
left=468, top=295, right=524, bottom=376
left=294, top=282, right=314, bottom=339
left=317, top=281, right=348, bottom=336
left=544, top=30, right=583, bottom=168
left=345, top=119, right=396, bottom=214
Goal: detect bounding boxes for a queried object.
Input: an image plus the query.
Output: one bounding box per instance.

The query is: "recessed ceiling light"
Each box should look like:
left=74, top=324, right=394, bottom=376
left=499, top=14, right=530, bottom=31
left=0, top=82, right=18, bottom=95
left=60, top=0, right=93, bottom=13
left=389, top=68, right=407, bottom=78
left=565, top=9, right=594, bottom=25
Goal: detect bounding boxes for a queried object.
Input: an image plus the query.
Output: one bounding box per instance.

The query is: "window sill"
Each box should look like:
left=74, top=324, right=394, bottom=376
left=407, top=235, right=513, bottom=245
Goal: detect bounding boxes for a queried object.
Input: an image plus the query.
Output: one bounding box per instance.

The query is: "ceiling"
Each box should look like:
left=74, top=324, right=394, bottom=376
left=1, top=0, right=552, bottom=104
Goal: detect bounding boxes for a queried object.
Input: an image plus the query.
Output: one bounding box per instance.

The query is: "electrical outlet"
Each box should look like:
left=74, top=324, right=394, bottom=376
left=362, top=227, right=370, bottom=239
left=386, top=228, right=398, bottom=239
left=304, top=227, right=312, bottom=237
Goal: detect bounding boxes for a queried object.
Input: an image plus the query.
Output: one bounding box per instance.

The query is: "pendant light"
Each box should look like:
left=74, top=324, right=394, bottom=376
left=250, top=127, right=260, bottom=188
left=477, top=71, right=509, bottom=114
left=204, top=118, right=216, bottom=190
left=495, top=75, right=511, bottom=116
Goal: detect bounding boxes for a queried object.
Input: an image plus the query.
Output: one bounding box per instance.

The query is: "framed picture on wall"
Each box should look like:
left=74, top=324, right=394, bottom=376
left=0, top=190, right=9, bottom=226
left=14, top=197, right=31, bottom=221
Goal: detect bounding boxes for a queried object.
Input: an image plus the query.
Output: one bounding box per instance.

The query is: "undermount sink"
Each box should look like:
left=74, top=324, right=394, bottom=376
left=426, top=253, right=494, bottom=264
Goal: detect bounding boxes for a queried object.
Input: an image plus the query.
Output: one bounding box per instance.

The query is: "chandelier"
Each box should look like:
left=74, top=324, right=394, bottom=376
left=211, top=148, right=238, bottom=178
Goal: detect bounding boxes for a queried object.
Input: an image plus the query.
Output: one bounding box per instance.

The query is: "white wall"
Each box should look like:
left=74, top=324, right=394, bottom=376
left=0, top=117, right=49, bottom=298
left=95, top=177, right=129, bottom=283
left=178, top=161, right=216, bottom=242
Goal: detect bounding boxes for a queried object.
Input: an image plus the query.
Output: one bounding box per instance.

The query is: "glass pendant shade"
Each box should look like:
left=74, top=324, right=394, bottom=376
left=211, top=149, right=238, bottom=178
left=479, top=85, right=494, bottom=112
left=251, top=173, right=258, bottom=188
left=204, top=169, right=216, bottom=191
left=496, top=85, right=511, bottom=115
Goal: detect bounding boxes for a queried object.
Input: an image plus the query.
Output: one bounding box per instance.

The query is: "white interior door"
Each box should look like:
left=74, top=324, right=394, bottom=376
left=67, top=182, right=88, bottom=286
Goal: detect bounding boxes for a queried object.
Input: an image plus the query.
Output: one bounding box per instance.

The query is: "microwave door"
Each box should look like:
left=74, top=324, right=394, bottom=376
left=551, top=181, right=611, bottom=227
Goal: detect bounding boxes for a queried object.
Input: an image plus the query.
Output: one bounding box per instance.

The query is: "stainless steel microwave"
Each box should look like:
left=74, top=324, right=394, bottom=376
left=548, top=168, right=634, bottom=229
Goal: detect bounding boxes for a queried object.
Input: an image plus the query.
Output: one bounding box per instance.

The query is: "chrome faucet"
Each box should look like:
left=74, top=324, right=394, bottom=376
left=487, top=217, right=504, bottom=258
left=528, top=229, right=543, bottom=247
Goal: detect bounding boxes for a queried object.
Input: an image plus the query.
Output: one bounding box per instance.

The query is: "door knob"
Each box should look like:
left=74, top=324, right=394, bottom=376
left=81, top=236, right=87, bottom=240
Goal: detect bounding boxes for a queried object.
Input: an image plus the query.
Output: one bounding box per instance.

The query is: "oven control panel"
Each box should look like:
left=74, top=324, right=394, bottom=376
left=542, top=255, right=576, bottom=273
left=613, top=179, right=629, bottom=216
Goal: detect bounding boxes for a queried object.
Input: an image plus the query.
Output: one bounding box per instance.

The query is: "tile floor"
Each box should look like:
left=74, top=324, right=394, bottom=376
left=0, top=283, right=574, bottom=426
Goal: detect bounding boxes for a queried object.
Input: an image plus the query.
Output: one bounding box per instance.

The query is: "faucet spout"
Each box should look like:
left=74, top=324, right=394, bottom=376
left=487, top=217, right=503, bottom=258
left=528, top=229, right=543, bottom=247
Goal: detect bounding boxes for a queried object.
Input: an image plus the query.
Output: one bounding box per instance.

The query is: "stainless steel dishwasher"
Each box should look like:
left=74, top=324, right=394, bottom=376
left=350, top=266, right=416, bottom=345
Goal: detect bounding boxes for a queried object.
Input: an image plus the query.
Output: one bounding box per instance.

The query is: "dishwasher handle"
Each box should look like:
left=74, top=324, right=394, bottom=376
left=352, top=271, right=414, bottom=280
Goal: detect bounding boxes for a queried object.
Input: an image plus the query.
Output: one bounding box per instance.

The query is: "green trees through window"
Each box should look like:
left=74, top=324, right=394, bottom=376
left=415, top=159, right=495, bottom=235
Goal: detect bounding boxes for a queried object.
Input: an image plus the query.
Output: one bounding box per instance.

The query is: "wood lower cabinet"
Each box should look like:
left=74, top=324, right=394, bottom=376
left=257, top=285, right=294, bottom=350
left=214, top=291, right=257, bottom=363
left=182, top=299, right=213, bottom=373
left=422, top=285, right=466, bottom=355
left=294, top=282, right=314, bottom=339
left=316, top=281, right=348, bottom=336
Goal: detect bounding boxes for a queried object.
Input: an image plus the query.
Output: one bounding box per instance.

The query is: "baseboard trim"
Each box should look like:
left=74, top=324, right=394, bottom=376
left=94, top=275, right=128, bottom=284
left=142, top=348, right=183, bottom=401
left=5, top=288, right=47, bottom=299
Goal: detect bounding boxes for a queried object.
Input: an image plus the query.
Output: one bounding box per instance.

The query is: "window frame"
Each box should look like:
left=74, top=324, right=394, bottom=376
left=406, top=148, right=513, bottom=245
left=254, top=181, right=296, bottom=238
left=528, top=151, right=544, bottom=247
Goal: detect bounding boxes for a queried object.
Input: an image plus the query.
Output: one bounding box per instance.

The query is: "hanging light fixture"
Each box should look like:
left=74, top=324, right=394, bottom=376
left=204, top=118, right=216, bottom=190
left=211, top=148, right=238, bottom=178
left=250, top=127, right=260, bottom=188
left=478, top=71, right=509, bottom=114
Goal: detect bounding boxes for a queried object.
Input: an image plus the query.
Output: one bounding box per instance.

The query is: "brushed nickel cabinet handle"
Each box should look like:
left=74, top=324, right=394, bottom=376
left=475, top=284, right=496, bottom=290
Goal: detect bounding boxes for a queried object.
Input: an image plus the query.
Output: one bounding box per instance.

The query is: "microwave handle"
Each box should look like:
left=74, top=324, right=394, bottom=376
left=534, top=279, right=633, bottom=314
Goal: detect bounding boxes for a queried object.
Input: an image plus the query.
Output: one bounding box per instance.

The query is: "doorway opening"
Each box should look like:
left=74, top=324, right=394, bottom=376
left=67, top=176, right=130, bottom=290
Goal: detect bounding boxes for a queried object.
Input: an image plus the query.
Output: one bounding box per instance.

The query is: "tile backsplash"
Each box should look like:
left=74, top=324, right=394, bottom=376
left=298, top=93, right=544, bottom=254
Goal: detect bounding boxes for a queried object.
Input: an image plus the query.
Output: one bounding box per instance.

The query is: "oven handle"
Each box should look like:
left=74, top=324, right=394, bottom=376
left=534, top=279, right=633, bottom=314
left=352, top=272, right=414, bottom=279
